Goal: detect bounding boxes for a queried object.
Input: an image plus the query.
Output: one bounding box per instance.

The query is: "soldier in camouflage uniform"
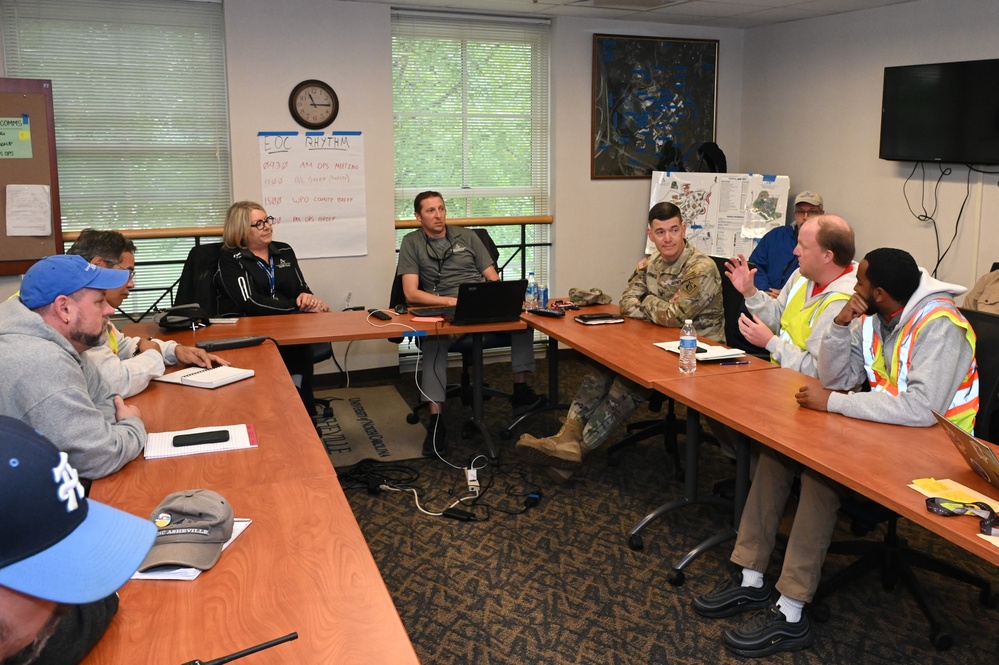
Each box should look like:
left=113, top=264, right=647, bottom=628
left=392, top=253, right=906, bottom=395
left=517, top=202, right=724, bottom=475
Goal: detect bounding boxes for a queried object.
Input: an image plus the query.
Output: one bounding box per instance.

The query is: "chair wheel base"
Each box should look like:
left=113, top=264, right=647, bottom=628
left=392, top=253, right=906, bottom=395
left=406, top=413, right=420, bottom=425
left=930, top=630, right=953, bottom=651
left=627, top=534, right=644, bottom=551
left=667, top=568, right=685, bottom=586
left=809, top=604, right=830, bottom=623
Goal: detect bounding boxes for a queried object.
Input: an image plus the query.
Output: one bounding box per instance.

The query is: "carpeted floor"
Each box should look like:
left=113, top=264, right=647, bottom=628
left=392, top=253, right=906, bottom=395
left=334, top=351, right=998, bottom=664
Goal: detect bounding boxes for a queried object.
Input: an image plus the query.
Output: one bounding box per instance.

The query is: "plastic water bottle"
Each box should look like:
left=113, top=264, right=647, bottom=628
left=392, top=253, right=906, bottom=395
left=679, top=319, right=698, bottom=374
left=524, top=271, right=538, bottom=310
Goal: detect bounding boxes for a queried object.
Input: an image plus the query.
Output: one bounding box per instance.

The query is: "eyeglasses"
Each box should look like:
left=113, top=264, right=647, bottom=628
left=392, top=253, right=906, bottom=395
left=793, top=208, right=821, bottom=218
left=250, top=216, right=275, bottom=230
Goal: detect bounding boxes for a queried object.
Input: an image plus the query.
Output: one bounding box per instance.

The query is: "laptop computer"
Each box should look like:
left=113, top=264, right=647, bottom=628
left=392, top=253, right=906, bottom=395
left=933, top=411, right=999, bottom=492
left=410, top=279, right=527, bottom=326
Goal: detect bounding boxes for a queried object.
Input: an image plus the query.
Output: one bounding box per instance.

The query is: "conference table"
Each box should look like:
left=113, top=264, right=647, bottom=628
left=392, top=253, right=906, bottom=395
left=521, top=305, right=778, bottom=581
left=521, top=304, right=999, bottom=583
left=128, top=310, right=528, bottom=461
left=86, top=342, right=420, bottom=664
left=653, top=367, right=999, bottom=568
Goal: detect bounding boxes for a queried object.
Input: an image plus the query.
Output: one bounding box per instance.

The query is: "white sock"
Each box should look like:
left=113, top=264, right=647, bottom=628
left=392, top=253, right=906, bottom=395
left=741, top=568, right=764, bottom=589
left=776, top=595, right=804, bottom=623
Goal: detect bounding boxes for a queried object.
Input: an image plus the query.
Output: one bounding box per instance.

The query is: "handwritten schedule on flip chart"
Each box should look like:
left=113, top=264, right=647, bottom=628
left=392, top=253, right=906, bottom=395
left=258, top=131, right=367, bottom=258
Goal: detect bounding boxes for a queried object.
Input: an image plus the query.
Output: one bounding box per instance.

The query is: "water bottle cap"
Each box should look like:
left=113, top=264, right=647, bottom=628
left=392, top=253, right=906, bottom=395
left=684, top=319, right=692, bottom=324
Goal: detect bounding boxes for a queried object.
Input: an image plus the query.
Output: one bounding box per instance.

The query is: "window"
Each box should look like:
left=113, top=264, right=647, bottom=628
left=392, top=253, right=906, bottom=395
left=392, top=10, right=550, bottom=285
left=2, top=0, right=230, bottom=316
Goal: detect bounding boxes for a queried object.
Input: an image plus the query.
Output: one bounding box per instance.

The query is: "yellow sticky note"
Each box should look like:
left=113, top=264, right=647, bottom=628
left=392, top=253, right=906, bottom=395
left=913, top=478, right=950, bottom=493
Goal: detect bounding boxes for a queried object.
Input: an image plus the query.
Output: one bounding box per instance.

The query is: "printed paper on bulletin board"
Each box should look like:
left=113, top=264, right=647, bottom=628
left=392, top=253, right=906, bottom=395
left=258, top=131, right=367, bottom=258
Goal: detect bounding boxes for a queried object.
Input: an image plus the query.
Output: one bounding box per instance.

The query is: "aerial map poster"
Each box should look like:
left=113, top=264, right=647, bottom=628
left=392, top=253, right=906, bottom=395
left=647, top=172, right=790, bottom=257
left=592, top=34, right=718, bottom=179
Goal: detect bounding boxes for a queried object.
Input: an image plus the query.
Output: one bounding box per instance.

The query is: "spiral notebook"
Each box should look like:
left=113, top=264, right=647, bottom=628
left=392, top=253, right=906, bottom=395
left=153, top=365, right=254, bottom=389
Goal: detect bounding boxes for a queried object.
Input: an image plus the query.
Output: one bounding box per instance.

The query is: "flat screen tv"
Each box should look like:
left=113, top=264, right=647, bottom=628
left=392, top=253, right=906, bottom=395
left=879, top=58, right=999, bottom=165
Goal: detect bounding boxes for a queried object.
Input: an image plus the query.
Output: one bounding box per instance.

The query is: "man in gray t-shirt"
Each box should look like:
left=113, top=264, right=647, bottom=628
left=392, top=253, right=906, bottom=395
left=396, top=191, right=541, bottom=456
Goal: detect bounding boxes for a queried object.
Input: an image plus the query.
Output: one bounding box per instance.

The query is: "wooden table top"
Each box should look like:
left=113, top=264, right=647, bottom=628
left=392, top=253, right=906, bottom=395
left=126, top=309, right=527, bottom=346
left=90, top=343, right=332, bottom=504
left=86, top=476, right=419, bottom=664
left=85, top=342, right=418, bottom=664
left=652, top=368, right=999, bottom=567
left=522, top=304, right=776, bottom=388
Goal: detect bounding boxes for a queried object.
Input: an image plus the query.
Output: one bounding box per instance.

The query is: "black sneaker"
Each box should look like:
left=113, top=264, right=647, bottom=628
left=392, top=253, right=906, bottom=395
left=691, top=575, right=773, bottom=618
left=722, top=603, right=813, bottom=658
left=511, top=384, right=546, bottom=414
left=423, top=415, right=447, bottom=457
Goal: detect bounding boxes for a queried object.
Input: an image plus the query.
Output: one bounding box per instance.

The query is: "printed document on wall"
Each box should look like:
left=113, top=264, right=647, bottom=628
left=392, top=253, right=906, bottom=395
left=6, top=184, right=51, bottom=236
left=647, top=172, right=789, bottom=258
left=258, top=131, right=367, bottom=258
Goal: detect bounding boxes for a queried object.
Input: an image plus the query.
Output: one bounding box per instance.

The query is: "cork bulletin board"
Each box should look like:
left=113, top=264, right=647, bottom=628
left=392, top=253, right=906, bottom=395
left=0, top=78, right=61, bottom=276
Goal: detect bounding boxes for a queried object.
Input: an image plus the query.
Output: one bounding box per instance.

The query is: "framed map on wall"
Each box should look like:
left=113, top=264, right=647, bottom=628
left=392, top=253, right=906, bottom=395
left=592, top=34, right=718, bottom=179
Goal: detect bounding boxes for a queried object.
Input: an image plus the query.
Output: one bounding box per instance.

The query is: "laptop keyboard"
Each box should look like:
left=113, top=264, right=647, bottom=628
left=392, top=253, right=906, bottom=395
left=409, top=306, right=455, bottom=318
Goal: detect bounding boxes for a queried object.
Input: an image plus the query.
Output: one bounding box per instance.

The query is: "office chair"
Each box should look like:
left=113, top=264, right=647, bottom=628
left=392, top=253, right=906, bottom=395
left=175, top=241, right=335, bottom=418
left=391, top=227, right=516, bottom=426
left=175, top=242, right=224, bottom=316
left=710, top=255, right=769, bottom=359
left=810, top=307, right=999, bottom=650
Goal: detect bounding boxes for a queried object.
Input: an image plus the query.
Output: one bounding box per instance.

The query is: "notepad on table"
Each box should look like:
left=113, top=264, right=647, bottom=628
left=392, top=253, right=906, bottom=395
left=655, top=341, right=746, bottom=361
left=153, top=365, right=254, bottom=389
left=144, top=424, right=257, bottom=460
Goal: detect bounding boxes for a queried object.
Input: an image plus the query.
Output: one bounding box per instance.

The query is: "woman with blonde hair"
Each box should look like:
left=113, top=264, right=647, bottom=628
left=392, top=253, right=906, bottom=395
left=217, top=201, right=330, bottom=415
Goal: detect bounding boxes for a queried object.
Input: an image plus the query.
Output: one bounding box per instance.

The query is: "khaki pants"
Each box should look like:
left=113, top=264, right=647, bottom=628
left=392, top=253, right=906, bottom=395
left=730, top=448, right=841, bottom=603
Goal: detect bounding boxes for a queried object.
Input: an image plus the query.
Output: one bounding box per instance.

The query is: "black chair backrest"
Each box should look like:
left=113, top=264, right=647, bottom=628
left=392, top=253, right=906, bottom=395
left=470, top=227, right=501, bottom=272
left=175, top=242, right=223, bottom=317
left=710, top=255, right=768, bottom=356
left=960, top=307, right=999, bottom=442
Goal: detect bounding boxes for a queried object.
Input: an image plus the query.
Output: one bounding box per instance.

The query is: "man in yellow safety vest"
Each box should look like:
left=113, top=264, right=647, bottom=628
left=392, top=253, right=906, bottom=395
left=690, top=214, right=860, bottom=658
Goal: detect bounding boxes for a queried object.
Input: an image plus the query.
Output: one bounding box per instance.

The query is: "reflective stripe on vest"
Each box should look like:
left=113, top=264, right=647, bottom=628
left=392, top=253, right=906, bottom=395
left=777, top=275, right=851, bottom=361
left=861, top=300, right=978, bottom=433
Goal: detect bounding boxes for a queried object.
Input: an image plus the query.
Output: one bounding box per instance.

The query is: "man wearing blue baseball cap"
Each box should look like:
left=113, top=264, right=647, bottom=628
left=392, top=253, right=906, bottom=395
left=0, top=416, right=155, bottom=664
left=0, top=254, right=147, bottom=479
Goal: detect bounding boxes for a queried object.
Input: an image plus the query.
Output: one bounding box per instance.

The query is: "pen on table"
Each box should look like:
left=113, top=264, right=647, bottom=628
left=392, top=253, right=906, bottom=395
left=720, top=361, right=751, bottom=365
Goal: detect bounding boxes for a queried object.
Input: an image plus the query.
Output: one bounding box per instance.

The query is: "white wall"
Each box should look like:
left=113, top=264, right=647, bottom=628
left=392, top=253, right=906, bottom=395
left=223, top=0, right=398, bottom=371
left=739, top=0, right=999, bottom=292
left=550, top=18, right=744, bottom=298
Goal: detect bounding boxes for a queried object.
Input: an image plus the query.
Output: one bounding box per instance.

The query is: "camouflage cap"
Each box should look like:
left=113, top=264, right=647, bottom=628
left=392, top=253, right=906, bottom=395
left=568, top=287, right=613, bottom=306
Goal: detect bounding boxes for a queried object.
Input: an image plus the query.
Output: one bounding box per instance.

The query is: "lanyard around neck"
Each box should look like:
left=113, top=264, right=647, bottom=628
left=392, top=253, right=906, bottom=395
left=254, top=254, right=276, bottom=297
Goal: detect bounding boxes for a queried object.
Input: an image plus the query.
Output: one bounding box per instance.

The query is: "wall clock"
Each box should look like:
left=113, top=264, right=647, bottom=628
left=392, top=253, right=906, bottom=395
left=289, top=79, right=339, bottom=129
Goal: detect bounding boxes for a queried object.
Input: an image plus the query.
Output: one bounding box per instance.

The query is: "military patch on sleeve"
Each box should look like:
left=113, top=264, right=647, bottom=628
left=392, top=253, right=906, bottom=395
left=684, top=281, right=696, bottom=293
left=637, top=257, right=648, bottom=270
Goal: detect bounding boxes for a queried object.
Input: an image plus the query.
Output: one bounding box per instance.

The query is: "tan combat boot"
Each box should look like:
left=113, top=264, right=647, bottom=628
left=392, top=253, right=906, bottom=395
left=515, top=419, right=583, bottom=469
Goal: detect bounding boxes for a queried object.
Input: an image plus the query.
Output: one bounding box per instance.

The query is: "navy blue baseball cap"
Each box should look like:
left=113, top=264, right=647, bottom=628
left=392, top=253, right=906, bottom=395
left=20, top=254, right=129, bottom=309
left=0, top=416, right=156, bottom=603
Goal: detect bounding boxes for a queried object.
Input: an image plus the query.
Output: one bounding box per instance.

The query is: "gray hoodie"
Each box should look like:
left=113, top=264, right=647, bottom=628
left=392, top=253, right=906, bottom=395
left=818, top=269, right=974, bottom=428
left=0, top=297, right=146, bottom=479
